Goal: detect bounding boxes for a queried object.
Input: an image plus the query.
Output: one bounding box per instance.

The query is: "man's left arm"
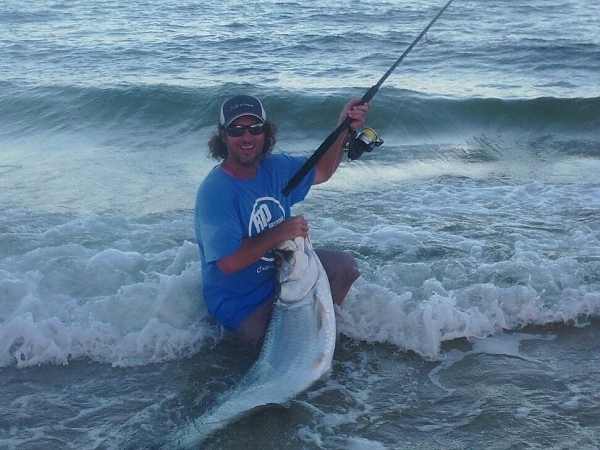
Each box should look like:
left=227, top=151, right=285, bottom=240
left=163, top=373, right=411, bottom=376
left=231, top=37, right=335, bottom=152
left=313, top=99, right=370, bottom=185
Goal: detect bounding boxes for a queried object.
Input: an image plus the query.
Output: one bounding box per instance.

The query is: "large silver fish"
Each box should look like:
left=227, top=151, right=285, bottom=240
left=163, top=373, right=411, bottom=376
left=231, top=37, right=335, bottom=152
left=174, top=236, right=336, bottom=448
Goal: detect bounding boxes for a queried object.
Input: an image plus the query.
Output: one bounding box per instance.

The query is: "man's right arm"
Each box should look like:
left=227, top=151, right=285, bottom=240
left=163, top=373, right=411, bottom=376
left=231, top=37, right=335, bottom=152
left=216, top=216, right=309, bottom=275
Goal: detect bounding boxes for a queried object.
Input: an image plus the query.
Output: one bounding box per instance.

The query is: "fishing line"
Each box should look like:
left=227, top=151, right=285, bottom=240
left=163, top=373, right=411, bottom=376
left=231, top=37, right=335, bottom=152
left=282, top=0, right=455, bottom=196
left=385, top=96, right=406, bottom=139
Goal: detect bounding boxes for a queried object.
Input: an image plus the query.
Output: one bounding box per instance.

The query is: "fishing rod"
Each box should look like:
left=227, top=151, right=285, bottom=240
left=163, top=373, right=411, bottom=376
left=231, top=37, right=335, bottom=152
left=282, top=0, right=454, bottom=196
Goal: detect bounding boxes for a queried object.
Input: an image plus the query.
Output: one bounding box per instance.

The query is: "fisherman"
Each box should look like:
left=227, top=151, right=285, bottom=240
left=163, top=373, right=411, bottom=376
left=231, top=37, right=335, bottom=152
left=194, top=95, right=370, bottom=348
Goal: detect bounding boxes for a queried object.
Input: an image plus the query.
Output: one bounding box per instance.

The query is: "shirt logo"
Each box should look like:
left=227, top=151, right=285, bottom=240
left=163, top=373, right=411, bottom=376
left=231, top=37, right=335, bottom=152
left=249, top=197, right=285, bottom=262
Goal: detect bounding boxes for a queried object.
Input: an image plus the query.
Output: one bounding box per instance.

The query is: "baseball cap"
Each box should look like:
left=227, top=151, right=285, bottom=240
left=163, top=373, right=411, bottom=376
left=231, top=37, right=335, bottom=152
left=219, top=95, right=267, bottom=127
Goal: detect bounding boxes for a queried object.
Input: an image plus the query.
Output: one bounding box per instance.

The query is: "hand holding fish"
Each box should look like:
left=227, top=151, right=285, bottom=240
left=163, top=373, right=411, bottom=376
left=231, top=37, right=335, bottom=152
left=273, top=215, right=309, bottom=244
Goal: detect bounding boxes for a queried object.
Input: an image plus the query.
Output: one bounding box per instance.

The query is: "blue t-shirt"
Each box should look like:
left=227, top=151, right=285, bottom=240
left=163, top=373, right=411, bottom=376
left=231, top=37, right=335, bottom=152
left=194, top=153, right=315, bottom=330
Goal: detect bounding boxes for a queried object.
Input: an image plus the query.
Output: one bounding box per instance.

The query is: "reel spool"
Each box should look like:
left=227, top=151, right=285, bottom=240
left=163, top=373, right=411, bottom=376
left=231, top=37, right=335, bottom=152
left=347, top=127, right=384, bottom=160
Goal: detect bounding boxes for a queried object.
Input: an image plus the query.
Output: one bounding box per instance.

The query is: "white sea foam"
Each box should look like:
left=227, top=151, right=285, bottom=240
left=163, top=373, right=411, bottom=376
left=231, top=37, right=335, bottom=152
left=0, top=214, right=220, bottom=368
left=321, top=180, right=600, bottom=359
left=1, top=177, right=599, bottom=367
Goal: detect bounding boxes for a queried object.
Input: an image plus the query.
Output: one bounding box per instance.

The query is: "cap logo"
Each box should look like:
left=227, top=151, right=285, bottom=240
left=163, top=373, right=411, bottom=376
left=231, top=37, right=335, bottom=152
left=228, top=102, right=255, bottom=112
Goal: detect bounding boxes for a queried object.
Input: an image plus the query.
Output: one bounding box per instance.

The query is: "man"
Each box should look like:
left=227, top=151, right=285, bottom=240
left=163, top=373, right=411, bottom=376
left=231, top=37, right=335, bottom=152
left=195, top=94, right=370, bottom=348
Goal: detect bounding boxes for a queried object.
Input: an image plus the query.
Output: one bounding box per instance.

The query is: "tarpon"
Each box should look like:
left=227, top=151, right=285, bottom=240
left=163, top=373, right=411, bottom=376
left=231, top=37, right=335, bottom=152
left=173, top=236, right=336, bottom=448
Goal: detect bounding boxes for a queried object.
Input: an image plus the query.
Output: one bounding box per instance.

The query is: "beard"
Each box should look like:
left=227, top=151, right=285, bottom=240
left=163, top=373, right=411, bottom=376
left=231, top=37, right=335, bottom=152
left=232, top=146, right=263, bottom=166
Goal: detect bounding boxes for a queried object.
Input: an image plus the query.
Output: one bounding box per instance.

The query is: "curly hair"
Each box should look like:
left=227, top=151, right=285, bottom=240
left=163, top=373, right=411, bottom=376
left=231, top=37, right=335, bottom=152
left=207, top=120, right=278, bottom=161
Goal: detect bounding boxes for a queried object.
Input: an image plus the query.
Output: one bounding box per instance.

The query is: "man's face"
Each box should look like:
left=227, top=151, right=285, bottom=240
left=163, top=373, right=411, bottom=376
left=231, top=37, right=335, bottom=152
left=222, top=115, right=265, bottom=168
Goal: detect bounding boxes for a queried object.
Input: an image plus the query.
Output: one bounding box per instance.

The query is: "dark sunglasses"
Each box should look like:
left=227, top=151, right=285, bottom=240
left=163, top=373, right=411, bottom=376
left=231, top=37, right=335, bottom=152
left=224, top=123, right=265, bottom=137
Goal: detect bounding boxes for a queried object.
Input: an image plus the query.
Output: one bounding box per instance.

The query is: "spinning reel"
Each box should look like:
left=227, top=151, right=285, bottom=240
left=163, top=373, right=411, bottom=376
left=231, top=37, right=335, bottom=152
left=346, top=127, right=384, bottom=160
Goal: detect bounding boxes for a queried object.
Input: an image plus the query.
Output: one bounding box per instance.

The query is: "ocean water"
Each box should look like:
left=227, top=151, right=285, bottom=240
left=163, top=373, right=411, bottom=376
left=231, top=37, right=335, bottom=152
left=1, top=0, right=600, bottom=448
